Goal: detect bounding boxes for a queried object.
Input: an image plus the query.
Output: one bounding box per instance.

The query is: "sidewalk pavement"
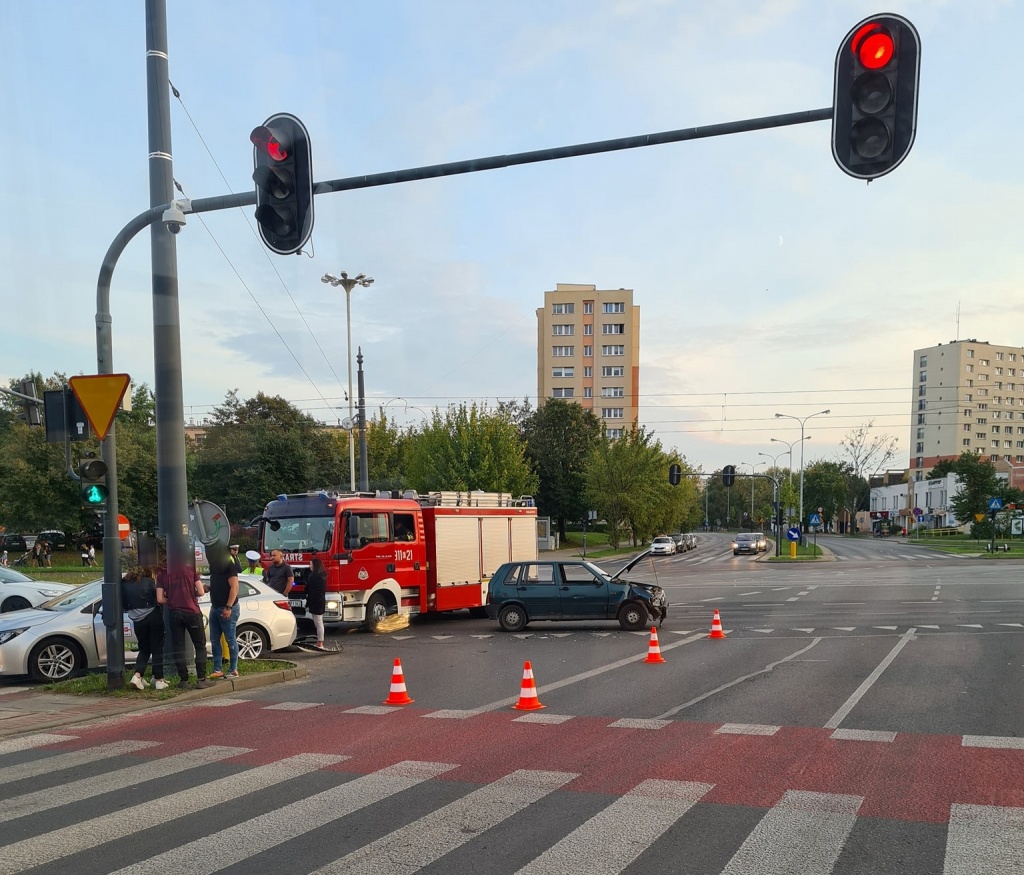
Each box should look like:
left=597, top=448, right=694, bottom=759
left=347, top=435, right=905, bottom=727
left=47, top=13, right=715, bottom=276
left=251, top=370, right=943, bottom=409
left=0, top=664, right=307, bottom=739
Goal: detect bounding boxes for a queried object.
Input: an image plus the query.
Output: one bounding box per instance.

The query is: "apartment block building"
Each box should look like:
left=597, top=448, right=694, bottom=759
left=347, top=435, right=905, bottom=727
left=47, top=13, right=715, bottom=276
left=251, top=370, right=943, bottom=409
left=536, top=283, right=640, bottom=438
left=912, top=339, right=1024, bottom=480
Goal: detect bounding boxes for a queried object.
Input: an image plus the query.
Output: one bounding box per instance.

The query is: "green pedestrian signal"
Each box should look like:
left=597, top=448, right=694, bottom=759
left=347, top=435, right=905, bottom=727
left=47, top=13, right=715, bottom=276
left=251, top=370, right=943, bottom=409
left=79, top=457, right=109, bottom=509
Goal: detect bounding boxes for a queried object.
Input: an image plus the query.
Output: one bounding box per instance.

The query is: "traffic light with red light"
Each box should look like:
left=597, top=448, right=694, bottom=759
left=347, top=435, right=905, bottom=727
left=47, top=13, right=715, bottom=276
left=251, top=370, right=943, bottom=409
left=251, top=113, right=314, bottom=255
left=80, top=456, right=109, bottom=509
left=832, top=14, right=920, bottom=180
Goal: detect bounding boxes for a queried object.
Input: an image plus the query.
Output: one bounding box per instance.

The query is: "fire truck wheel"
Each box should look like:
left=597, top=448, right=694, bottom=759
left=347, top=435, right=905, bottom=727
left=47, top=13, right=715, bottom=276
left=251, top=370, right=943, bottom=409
left=365, top=592, right=394, bottom=631
left=236, top=624, right=269, bottom=660
left=497, top=604, right=527, bottom=632
left=617, top=602, right=648, bottom=631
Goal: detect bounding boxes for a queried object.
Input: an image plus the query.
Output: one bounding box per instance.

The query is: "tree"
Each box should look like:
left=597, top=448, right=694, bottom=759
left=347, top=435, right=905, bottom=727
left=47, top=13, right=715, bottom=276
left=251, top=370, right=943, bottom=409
left=838, top=421, right=899, bottom=478
left=803, top=460, right=861, bottom=531
left=404, top=402, right=538, bottom=496
left=522, top=400, right=602, bottom=539
left=927, top=459, right=957, bottom=480
left=947, top=452, right=1000, bottom=537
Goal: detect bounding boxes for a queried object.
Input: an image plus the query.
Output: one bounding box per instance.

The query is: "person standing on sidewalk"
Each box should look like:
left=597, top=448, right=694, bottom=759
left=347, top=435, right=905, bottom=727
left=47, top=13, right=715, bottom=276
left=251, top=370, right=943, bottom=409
left=157, top=561, right=211, bottom=689
left=305, top=556, right=327, bottom=649
left=207, top=557, right=240, bottom=680
left=265, top=549, right=294, bottom=596
left=121, top=565, right=169, bottom=690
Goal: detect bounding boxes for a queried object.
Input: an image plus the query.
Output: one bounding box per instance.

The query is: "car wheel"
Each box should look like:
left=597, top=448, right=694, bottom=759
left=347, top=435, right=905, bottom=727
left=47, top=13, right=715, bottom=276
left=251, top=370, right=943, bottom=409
left=365, top=592, right=396, bottom=632
left=1, top=596, right=32, bottom=613
left=236, top=624, right=270, bottom=660
left=28, top=638, right=84, bottom=682
left=617, top=602, right=648, bottom=631
left=497, top=604, right=527, bottom=632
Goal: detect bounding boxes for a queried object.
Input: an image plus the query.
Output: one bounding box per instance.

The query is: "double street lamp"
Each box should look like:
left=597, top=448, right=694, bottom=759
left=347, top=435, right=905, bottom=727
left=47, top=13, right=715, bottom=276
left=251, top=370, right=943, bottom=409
left=774, top=409, right=830, bottom=532
left=739, top=461, right=765, bottom=521
left=322, top=271, right=374, bottom=490
left=769, top=435, right=811, bottom=485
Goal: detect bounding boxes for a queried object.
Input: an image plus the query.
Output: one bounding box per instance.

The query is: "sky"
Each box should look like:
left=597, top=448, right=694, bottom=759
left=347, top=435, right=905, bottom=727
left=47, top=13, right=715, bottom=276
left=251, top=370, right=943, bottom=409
left=2, top=0, right=1023, bottom=477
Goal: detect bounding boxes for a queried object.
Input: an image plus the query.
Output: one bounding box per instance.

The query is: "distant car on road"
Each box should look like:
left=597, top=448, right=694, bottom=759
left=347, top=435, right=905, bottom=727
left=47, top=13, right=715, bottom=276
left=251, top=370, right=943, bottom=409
left=37, top=530, right=73, bottom=550
left=732, top=533, right=759, bottom=555
left=683, top=533, right=698, bottom=550
left=650, top=536, right=676, bottom=556
left=485, top=553, right=667, bottom=632
left=0, top=533, right=28, bottom=554
left=753, top=532, right=768, bottom=552
left=669, top=534, right=687, bottom=552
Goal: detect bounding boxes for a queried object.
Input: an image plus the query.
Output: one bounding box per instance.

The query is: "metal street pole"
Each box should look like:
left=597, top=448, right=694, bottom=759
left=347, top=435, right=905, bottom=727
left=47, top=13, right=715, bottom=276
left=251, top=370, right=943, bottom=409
left=321, top=272, right=374, bottom=490
left=775, top=410, right=829, bottom=538
left=740, top=461, right=765, bottom=523
left=770, top=436, right=811, bottom=486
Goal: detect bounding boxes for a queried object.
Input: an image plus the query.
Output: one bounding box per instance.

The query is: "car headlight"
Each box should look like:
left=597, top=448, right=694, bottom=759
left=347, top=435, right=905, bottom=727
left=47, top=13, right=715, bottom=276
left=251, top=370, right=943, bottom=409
left=37, top=589, right=65, bottom=598
left=0, top=627, right=28, bottom=645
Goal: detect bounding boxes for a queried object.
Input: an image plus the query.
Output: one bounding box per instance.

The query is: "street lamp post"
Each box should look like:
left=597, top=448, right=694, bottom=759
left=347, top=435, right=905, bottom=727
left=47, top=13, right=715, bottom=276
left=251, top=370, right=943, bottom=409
left=769, top=436, right=811, bottom=485
left=740, top=461, right=766, bottom=523
left=774, top=410, right=830, bottom=535
left=322, top=271, right=374, bottom=491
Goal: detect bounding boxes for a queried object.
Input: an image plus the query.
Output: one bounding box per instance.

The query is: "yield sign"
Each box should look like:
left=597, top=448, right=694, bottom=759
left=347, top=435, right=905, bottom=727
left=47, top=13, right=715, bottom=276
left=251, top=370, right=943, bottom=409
left=68, top=374, right=130, bottom=441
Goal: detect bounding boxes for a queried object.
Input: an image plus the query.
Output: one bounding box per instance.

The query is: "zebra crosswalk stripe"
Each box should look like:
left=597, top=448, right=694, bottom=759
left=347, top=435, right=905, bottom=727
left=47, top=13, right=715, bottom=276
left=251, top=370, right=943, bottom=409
left=0, top=752, right=347, bottom=875
left=108, top=759, right=457, bottom=875
left=944, top=803, right=1024, bottom=875
left=0, top=733, right=77, bottom=755
left=0, top=745, right=250, bottom=824
left=516, top=779, right=713, bottom=874
left=0, top=739, right=159, bottom=787
left=719, top=790, right=862, bottom=874
left=313, top=769, right=578, bottom=874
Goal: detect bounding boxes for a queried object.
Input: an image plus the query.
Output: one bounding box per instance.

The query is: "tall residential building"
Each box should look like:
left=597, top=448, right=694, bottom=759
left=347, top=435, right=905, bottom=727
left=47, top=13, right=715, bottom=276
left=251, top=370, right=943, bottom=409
left=536, top=283, right=640, bottom=438
left=911, top=339, right=1024, bottom=480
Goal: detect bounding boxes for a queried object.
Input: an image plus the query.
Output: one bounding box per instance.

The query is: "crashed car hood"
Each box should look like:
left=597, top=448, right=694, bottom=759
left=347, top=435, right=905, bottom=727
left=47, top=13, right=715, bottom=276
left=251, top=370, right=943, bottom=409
left=605, top=552, right=666, bottom=604
left=0, top=607, right=75, bottom=632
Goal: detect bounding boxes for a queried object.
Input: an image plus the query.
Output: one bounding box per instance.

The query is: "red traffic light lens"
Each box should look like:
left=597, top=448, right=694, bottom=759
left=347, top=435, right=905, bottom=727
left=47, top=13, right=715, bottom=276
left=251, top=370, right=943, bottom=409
left=250, top=126, right=289, bottom=162
left=852, top=24, right=894, bottom=69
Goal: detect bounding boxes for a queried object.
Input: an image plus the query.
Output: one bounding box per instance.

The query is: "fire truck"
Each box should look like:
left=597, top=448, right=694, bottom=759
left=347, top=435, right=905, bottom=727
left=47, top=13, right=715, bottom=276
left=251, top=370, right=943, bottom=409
left=255, top=490, right=537, bottom=629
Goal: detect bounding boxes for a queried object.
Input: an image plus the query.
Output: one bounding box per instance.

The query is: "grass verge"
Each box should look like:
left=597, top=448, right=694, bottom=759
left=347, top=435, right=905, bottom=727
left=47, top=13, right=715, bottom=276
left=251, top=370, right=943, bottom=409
left=40, top=659, right=296, bottom=699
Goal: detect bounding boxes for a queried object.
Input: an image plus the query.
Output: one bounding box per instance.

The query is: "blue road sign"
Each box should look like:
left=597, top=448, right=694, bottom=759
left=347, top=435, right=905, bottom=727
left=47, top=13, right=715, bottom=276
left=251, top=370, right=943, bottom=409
left=988, top=497, right=1003, bottom=511
left=786, top=527, right=801, bottom=542
left=809, top=513, right=823, bottom=526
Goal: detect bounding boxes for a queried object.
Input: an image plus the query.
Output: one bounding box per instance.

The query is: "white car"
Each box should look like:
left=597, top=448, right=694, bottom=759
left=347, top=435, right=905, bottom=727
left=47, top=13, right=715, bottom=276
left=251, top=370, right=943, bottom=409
left=650, top=536, right=676, bottom=556
left=0, top=567, right=76, bottom=613
left=199, top=574, right=297, bottom=660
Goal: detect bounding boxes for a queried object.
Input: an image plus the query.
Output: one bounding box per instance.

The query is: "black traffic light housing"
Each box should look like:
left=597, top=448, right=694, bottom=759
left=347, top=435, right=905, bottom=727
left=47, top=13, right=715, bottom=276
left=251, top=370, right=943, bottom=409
left=669, top=463, right=681, bottom=486
left=19, top=379, right=41, bottom=427
left=80, top=456, right=109, bottom=509
left=832, top=14, right=920, bottom=180
left=722, top=465, right=736, bottom=487
left=251, top=113, right=314, bottom=255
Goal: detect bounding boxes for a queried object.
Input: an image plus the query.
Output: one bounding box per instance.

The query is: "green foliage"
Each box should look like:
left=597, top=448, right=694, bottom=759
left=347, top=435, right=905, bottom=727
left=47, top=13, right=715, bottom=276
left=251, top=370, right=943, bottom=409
left=945, top=452, right=1001, bottom=537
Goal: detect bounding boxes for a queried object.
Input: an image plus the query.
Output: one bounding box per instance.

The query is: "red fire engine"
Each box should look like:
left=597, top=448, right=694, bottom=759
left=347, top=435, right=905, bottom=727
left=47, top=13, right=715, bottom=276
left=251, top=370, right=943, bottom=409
left=256, top=490, right=537, bottom=629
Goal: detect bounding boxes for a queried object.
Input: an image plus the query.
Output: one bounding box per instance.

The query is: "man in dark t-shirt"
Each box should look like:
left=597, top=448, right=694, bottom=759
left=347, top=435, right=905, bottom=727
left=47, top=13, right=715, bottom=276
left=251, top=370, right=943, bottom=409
left=157, top=564, right=210, bottom=689
left=265, top=550, right=294, bottom=596
left=208, top=559, right=240, bottom=679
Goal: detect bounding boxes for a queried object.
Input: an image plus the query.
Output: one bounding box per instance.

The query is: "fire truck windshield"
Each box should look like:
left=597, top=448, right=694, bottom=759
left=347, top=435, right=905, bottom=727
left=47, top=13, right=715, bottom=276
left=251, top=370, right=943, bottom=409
left=262, top=515, right=334, bottom=554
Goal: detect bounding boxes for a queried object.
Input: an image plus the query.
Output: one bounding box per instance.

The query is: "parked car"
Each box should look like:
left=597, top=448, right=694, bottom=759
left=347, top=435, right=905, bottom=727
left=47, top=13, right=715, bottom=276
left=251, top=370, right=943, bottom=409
left=0, top=533, right=28, bottom=554
left=683, top=533, right=698, bottom=550
left=650, top=535, right=676, bottom=556
left=732, top=533, right=759, bottom=555
left=669, top=534, right=687, bottom=552
left=0, top=567, right=76, bottom=613
left=37, top=530, right=73, bottom=550
left=199, top=574, right=297, bottom=659
left=485, top=553, right=667, bottom=632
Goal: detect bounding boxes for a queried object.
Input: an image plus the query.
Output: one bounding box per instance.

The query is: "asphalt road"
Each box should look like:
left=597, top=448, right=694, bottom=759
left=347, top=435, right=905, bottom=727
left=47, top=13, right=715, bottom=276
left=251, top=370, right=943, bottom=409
left=2, top=535, right=1022, bottom=873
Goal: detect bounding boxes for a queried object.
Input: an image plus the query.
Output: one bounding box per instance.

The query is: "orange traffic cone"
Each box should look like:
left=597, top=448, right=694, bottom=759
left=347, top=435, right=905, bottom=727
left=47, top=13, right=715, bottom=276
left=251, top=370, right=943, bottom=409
left=643, top=627, right=666, bottom=664
left=709, top=608, right=726, bottom=640
left=383, top=657, right=414, bottom=705
left=512, top=661, right=545, bottom=711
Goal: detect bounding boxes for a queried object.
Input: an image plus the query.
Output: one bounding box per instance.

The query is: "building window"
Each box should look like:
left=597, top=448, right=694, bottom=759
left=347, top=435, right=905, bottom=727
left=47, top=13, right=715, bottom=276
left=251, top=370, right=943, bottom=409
left=552, top=346, right=574, bottom=357
left=606, top=428, right=623, bottom=439
left=601, top=345, right=625, bottom=356
left=601, top=387, right=624, bottom=398
left=552, top=324, right=574, bottom=336
left=963, top=439, right=971, bottom=446
left=996, top=352, right=1004, bottom=361
left=551, top=367, right=574, bottom=378
left=918, top=414, right=926, bottom=425
left=583, top=387, right=592, bottom=398
left=583, top=324, right=593, bottom=336
left=916, top=457, right=923, bottom=468
left=996, top=367, right=1004, bottom=376
left=976, top=433, right=987, bottom=439
left=993, top=426, right=1001, bottom=434
left=602, top=323, right=625, bottom=335
left=964, top=409, right=972, bottom=417
left=602, top=408, right=624, bottom=419
left=916, top=442, right=924, bottom=453
left=602, top=302, right=625, bottom=314
left=967, top=349, right=975, bottom=358
left=978, top=418, right=987, bottom=424
left=552, top=303, right=574, bottom=315
left=963, top=424, right=971, bottom=432
left=966, top=364, right=974, bottom=373
left=919, top=355, right=928, bottom=367
left=583, top=302, right=593, bottom=314
left=602, top=366, right=625, bottom=377
left=583, top=345, right=593, bottom=357
left=918, top=400, right=926, bottom=411
left=919, top=372, right=927, bottom=382
left=916, top=428, right=925, bottom=439
left=583, top=366, right=592, bottom=377
left=918, top=385, right=926, bottom=396
left=551, top=388, right=574, bottom=398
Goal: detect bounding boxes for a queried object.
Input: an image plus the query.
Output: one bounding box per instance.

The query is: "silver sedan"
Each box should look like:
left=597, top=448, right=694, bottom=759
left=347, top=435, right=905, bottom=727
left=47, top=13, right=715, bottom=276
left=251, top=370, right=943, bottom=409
left=0, top=567, right=76, bottom=613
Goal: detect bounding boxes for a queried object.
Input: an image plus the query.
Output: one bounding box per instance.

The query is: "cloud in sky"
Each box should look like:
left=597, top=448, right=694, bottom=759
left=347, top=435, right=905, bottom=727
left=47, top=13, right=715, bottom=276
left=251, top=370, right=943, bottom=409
left=2, top=0, right=1023, bottom=476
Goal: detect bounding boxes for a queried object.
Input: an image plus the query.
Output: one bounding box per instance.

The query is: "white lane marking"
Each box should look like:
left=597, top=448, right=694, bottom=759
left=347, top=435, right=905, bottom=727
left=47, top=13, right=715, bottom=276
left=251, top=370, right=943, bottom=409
left=517, top=779, right=714, bottom=875
left=701, top=596, right=726, bottom=602
left=470, top=634, right=493, bottom=639
left=0, top=745, right=249, bottom=823
left=998, top=623, right=1024, bottom=628
left=716, top=723, right=780, bottom=736
left=830, top=729, right=896, bottom=743
left=740, top=592, right=761, bottom=596
left=657, top=639, right=823, bottom=719
left=263, top=701, right=322, bottom=711
left=957, top=624, right=984, bottom=629
left=113, top=760, right=455, bottom=875
left=431, top=635, right=455, bottom=640
left=608, top=718, right=672, bottom=730
left=471, top=633, right=708, bottom=713
left=513, top=713, right=574, bottom=724
left=424, top=709, right=479, bottom=719
left=797, top=591, right=811, bottom=596
left=344, top=705, right=397, bottom=715
left=316, top=769, right=576, bottom=875
left=0, top=739, right=159, bottom=786
left=832, top=627, right=856, bottom=632
left=392, top=635, right=415, bottom=640
left=0, top=733, right=77, bottom=755
left=751, top=629, right=775, bottom=634
left=944, top=803, right=1024, bottom=875
left=0, top=753, right=348, bottom=875
left=962, top=735, right=1024, bottom=750
left=786, top=597, right=800, bottom=602
left=824, top=628, right=917, bottom=730
left=791, top=628, right=815, bottom=633
left=918, top=625, right=940, bottom=629
left=720, top=790, right=863, bottom=875
left=873, top=626, right=899, bottom=631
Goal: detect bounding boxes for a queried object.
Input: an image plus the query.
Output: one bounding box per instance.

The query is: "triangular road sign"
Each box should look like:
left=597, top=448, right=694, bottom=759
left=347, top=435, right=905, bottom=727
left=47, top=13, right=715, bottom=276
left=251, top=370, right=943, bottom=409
left=68, top=374, right=130, bottom=441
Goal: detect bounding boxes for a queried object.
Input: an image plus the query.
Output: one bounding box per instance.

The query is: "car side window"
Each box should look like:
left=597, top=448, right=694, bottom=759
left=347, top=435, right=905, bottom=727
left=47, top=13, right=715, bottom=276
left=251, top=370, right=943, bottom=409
left=562, top=564, right=602, bottom=585
left=239, top=582, right=257, bottom=597
left=519, top=563, right=556, bottom=585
